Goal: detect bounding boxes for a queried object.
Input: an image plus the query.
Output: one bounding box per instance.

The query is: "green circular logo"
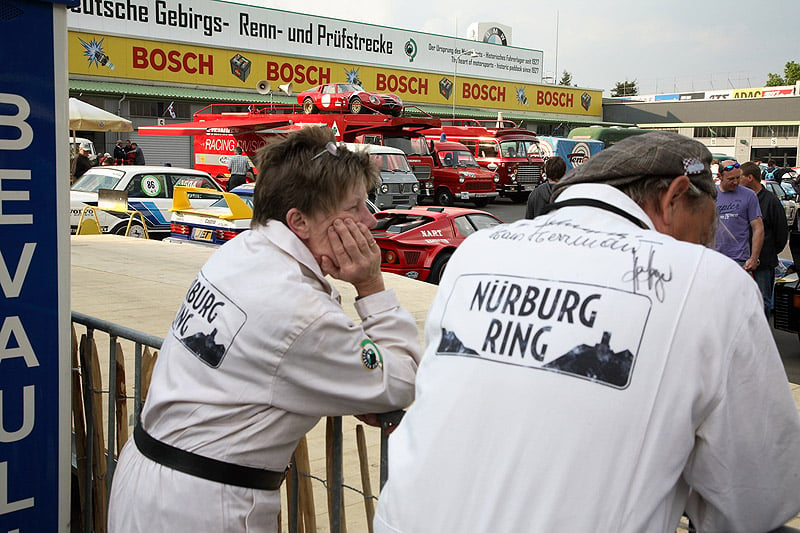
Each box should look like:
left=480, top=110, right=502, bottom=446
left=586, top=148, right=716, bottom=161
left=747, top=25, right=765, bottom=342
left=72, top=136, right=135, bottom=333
left=360, top=339, right=383, bottom=370
left=141, top=175, right=162, bottom=197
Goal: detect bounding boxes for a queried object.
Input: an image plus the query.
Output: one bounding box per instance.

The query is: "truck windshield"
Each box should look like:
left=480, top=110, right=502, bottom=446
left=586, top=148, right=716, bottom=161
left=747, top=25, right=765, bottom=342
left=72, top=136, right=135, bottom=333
left=453, top=150, right=478, bottom=167
left=383, top=136, right=431, bottom=156
left=499, top=140, right=538, bottom=158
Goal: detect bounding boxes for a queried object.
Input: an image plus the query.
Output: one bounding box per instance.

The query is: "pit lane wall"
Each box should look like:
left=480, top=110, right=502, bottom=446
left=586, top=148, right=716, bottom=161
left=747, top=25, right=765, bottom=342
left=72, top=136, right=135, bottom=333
left=66, top=1, right=602, bottom=119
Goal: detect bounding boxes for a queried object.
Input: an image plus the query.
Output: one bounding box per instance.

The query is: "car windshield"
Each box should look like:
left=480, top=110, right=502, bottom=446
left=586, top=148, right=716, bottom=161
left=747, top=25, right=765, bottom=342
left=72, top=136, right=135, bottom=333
left=208, top=194, right=254, bottom=209
left=780, top=182, right=797, bottom=198
left=500, top=139, right=538, bottom=158
left=340, top=83, right=364, bottom=93
left=71, top=169, right=124, bottom=192
left=372, top=213, right=432, bottom=234
left=383, top=136, right=431, bottom=156
left=371, top=153, right=412, bottom=172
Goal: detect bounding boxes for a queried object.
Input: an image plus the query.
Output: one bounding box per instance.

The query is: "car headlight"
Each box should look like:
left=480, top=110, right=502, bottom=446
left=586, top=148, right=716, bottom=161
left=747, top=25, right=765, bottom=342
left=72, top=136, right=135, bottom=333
left=369, top=95, right=380, bottom=104
left=412, top=183, right=420, bottom=193
left=493, top=174, right=500, bottom=183
left=458, top=173, right=466, bottom=183
left=380, top=184, right=389, bottom=193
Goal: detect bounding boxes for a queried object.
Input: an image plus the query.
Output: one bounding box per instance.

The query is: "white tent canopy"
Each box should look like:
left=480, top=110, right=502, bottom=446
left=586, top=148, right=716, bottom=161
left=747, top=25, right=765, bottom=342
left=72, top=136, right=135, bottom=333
left=68, top=97, right=133, bottom=132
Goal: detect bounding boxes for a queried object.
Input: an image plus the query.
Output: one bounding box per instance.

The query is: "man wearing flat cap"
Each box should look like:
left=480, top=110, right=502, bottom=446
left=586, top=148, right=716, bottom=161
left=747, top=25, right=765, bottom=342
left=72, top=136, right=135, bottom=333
left=375, top=131, right=800, bottom=533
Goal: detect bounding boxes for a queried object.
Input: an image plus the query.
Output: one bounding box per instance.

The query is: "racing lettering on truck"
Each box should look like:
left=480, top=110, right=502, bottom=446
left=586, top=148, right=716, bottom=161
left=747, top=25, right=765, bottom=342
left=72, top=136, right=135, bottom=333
left=132, top=46, right=213, bottom=75
left=376, top=74, right=429, bottom=95
left=266, top=61, right=330, bottom=85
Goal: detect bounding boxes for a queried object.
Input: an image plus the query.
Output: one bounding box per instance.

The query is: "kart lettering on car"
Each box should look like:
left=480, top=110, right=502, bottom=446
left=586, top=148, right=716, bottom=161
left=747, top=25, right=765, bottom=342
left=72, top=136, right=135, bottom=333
left=420, top=229, right=443, bottom=237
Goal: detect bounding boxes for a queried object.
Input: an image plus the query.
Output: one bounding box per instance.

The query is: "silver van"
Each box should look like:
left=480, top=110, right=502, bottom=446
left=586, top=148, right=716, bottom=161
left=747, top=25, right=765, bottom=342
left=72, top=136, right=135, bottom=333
left=345, top=143, right=419, bottom=209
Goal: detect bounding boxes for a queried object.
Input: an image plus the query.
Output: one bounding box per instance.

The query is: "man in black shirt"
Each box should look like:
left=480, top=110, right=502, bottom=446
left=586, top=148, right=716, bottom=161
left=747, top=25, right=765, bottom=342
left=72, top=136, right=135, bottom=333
left=525, top=156, right=566, bottom=220
left=740, top=161, right=789, bottom=318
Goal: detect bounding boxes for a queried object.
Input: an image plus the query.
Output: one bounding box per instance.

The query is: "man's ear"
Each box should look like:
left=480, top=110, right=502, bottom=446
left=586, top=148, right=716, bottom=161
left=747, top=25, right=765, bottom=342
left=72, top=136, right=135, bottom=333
left=659, top=175, right=690, bottom=227
left=285, top=207, right=311, bottom=240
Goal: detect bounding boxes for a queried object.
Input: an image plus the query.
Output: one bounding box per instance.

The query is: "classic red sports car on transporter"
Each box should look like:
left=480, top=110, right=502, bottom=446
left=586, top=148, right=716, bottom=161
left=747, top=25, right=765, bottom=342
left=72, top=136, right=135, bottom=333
left=297, top=83, right=403, bottom=116
left=371, top=206, right=503, bottom=284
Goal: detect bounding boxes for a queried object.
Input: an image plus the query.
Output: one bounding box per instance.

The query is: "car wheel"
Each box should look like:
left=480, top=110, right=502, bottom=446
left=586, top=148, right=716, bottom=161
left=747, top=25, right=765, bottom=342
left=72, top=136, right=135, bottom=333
left=435, top=187, right=454, bottom=207
left=114, top=222, right=146, bottom=238
left=474, top=198, right=490, bottom=208
left=428, top=251, right=453, bottom=285
left=349, top=97, right=363, bottom=114
left=303, top=98, right=316, bottom=114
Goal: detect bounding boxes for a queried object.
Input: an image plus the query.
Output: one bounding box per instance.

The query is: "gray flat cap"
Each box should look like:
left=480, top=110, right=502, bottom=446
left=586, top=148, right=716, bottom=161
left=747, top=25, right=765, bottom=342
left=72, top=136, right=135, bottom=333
left=552, top=131, right=713, bottom=198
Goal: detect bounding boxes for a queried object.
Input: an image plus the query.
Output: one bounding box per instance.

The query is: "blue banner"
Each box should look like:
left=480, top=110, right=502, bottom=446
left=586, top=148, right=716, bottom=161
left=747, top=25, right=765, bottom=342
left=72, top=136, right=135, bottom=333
left=0, top=1, right=69, bottom=531
left=534, top=136, right=605, bottom=170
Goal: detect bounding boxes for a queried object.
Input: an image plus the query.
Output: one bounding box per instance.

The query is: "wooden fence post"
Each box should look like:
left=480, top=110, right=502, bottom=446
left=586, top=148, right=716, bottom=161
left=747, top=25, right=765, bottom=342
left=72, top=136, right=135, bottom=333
left=70, top=326, right=86, bottom=531
left=114, top=342, right=129, bottom=455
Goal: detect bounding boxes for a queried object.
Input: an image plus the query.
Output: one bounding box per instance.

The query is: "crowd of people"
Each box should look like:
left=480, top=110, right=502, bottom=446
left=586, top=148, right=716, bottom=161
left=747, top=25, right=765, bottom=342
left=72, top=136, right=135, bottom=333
left=105, top=128, right=800, bottom=533
left=71, top=138, right=146, bottom=182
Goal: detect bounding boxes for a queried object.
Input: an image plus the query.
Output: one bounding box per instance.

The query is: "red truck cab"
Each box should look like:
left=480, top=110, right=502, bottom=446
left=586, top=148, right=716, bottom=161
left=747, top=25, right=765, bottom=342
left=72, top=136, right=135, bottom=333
left=428, top=140, right=499, bottom=207
left=425, top=120, right=544, bottom=203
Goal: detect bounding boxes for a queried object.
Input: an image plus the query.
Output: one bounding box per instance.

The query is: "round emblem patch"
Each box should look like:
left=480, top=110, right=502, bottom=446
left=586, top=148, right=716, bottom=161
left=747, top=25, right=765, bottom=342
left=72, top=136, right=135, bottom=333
left=360, top=339, right=383, bottom=370
left=141, top=175, right=162, bottom=197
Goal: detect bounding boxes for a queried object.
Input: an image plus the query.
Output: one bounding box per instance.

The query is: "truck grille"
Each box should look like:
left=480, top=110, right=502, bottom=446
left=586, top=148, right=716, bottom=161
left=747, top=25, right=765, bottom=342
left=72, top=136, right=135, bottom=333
left=411, top=165, right=431, bottom=182
left=466, top=182, right=494, bottom=191
left=516, top=163, right=543, bottom=184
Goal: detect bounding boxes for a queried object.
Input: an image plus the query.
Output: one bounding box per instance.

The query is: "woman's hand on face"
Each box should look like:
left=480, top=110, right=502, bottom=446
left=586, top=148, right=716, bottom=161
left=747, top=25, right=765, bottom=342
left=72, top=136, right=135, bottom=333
left=319, top=218, right=385, bottom=297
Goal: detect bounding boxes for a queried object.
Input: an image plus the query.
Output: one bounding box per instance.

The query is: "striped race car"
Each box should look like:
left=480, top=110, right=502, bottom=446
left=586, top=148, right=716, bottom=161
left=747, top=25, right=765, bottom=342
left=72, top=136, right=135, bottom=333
left=70, top=166, right=223, bottom=238
left=168, top=184, right=255, bottom=246
left=168, top=184, right=381, bottom=246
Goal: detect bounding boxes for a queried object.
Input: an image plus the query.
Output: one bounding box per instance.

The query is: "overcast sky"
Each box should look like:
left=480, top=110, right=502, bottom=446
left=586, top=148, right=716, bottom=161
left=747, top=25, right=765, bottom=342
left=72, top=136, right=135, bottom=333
left=238, top=0, right=798, bottom=96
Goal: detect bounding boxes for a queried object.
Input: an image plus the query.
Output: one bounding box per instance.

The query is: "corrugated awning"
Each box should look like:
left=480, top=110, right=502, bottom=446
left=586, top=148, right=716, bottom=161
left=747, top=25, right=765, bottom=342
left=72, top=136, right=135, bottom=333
left=139, top=117, right=295, bottom=136
left=70, top=79, right=293, bottom=103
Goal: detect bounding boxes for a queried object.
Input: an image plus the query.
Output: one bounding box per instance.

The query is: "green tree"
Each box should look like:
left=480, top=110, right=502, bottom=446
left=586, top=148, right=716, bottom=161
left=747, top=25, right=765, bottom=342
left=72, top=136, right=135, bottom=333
left=558, top=70, right=574, bottom=86
left=611, top=79, right=638, bottom=97
left=766, top=61, right=800, bottom=86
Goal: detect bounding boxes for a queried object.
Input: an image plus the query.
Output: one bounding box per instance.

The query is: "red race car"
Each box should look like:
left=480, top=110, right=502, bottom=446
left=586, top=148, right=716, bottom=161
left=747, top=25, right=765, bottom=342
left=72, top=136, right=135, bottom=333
left=371, top=206, right=503, bottom=284
left=297, top=83, right=403, bottom=116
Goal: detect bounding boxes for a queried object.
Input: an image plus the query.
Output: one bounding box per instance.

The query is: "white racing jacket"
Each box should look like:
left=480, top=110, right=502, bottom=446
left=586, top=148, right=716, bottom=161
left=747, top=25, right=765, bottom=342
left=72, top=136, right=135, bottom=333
left=109, top=220, right=421, bottom=532
left=375, top=183, right=800, bottom=533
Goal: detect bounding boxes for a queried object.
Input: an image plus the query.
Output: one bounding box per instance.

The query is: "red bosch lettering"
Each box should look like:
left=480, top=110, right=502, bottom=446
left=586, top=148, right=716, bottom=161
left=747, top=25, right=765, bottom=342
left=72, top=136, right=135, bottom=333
left=131, top=46, right=213, bottom=75
left=376, top=74, right=428, bottom=95
left=266, top=61, right=330, bottom=85
left=462, top=83, right=505, bottom=102
left=536, top=90, right=574, bottom=108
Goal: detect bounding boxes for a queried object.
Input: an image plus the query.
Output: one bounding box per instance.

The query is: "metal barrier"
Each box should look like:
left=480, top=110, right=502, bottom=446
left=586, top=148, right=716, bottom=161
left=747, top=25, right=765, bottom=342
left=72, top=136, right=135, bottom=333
left=70, top=311, right=395, bottom=533
left=72, top=311, right=798, bottom=532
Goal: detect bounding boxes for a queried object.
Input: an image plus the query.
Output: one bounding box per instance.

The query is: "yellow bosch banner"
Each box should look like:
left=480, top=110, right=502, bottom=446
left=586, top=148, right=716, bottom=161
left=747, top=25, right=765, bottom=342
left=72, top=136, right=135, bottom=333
left=69, top=31, right=601, bottom=116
